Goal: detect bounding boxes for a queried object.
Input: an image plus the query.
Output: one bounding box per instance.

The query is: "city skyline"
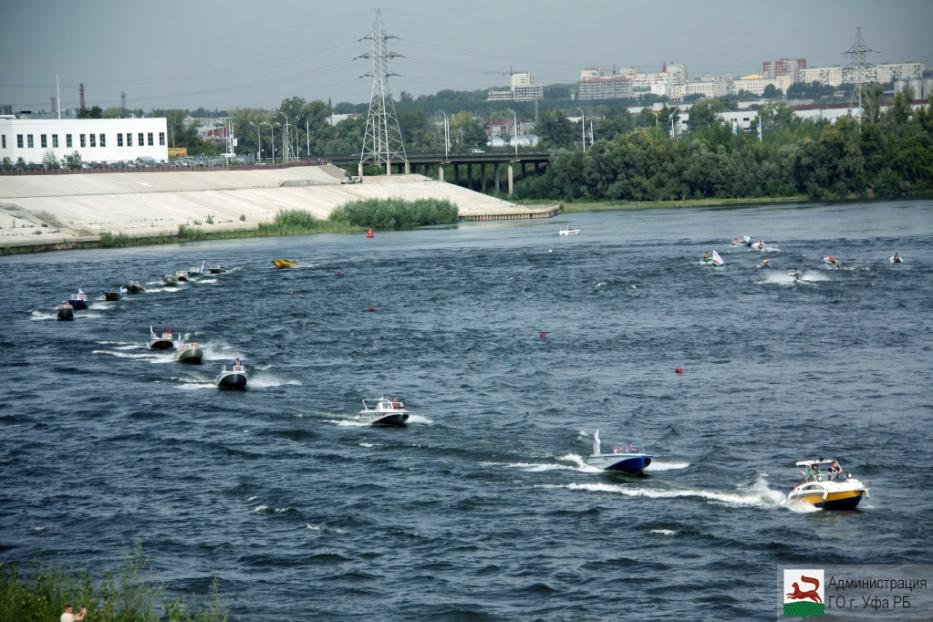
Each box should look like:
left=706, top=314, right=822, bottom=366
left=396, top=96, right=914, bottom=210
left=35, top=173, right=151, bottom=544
left=1, top=0, right=932, bottom=112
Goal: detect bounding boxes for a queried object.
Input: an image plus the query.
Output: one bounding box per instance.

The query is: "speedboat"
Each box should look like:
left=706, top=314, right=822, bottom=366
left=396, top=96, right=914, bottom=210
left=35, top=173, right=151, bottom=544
left=175, top=270, right=189, bottom=282
left=822, top=256, right=842, bottom=269
left=208, top=264, right=228, bottom=274
left=559, top=226, right=581, bottom=236
left=731, top=235, right=752, bottom=247
left=788, top=269, right=803, bottom=282
left=163, top=274, right=178, bottom=286
left=57, top=302, right=74, bottom=321
left=149, top=326, right=175, bottom=350
left=187, top=261, right=206, bottom=277
left=786, top=459, right=869, bottom=511
left=125, top=280, right=145, bottom=294
left=889, top=254, right=903, bottom=264
left=69, top=289, right=89, bottom=310
left=173, top=334, right=203, bottom=364
left=272, top=259, right=298, bottom=269
left=104, top=287, right=124, bottom=301
left=216, top=359, right=247, bottom=390
left=700, top=250, right=724, bottom=268
left=585, top=430, right=652, bottom=474
left=359, top=397, right=409, bottom=426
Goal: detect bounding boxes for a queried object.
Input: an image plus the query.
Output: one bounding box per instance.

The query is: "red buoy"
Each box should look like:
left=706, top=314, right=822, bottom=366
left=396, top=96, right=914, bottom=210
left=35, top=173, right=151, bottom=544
left=367, top=305, right=376, bottom=313
left=675, top=367, right=684, bottom=374
left=539, top=331, right=550, bottom=340
left=367, top=228, right=374, bottom=239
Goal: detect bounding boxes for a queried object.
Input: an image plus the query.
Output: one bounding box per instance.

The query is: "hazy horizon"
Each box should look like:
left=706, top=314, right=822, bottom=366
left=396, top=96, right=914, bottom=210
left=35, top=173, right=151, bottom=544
left=1, top=0, right=931, bottom=113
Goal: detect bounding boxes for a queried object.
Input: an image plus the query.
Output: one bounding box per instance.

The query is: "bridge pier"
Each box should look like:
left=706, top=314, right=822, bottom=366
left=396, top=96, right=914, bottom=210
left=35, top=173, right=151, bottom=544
left=494, top=164, right=501, bottom=194
left=507, top=162, right=514, bottom=197
left=438, top=164, right=445, bottom=182
left=405, top=160, right=411, bottom=175
left=481, top=164, right=487, bottom=193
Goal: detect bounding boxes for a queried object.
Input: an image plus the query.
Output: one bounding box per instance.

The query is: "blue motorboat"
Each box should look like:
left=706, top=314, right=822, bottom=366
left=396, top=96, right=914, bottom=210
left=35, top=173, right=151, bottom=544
left=69, top=289, right=89, bottom=310
left=586, top=430, right=652, bottom=475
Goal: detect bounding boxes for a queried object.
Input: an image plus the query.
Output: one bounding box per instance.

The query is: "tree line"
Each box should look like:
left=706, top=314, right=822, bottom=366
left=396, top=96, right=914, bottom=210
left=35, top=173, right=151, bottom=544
left=516, top=89, right=933, bottom=201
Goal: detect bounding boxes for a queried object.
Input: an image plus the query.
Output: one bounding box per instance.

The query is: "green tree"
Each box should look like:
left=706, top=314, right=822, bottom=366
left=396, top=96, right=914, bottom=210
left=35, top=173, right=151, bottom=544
left=535, top=109, right=575, bottom=149
left=64, top=151, right=82, bottom=169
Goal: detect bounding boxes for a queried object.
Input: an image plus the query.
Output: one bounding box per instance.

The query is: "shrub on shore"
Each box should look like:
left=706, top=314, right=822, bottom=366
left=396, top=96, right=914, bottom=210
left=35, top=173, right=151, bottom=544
left=0, top=547, right=228, bottom=622
left=330, top=198, right=459, bottom=230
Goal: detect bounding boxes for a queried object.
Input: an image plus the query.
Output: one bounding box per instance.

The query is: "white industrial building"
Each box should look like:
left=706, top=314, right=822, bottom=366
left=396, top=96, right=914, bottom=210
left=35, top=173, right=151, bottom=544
left=487, top=72, right=543, bottom=102
left=0, top=117, right=168, bottom=165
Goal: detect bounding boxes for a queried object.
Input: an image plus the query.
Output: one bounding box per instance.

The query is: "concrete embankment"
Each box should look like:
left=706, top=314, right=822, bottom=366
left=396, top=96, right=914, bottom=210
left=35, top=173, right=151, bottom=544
left=0, top=165, right=557, bottom=252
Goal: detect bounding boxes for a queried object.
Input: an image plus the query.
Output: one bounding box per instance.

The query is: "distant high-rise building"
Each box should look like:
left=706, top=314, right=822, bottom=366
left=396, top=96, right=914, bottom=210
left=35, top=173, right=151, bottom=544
left=577, top=68, right=633, bottom=100
left=487, top=71, right=543, bottom=102
left=762, top=58, right=807, bottom=82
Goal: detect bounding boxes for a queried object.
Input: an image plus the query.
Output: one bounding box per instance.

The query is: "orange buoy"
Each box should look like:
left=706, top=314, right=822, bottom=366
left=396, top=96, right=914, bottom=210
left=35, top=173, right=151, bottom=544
left=367, top=228, right=374, bottom=238
left=675, top=367, right=684, bottom=374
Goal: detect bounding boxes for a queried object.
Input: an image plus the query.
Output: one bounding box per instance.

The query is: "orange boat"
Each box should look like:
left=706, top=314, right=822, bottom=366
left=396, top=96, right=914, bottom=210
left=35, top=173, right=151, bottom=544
left=272, top=259, right=298, bottom=269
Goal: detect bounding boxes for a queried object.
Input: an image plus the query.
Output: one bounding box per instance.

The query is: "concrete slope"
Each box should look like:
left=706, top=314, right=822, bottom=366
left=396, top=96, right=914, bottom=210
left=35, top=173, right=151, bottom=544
left=0, top=167, right=555, bottom=247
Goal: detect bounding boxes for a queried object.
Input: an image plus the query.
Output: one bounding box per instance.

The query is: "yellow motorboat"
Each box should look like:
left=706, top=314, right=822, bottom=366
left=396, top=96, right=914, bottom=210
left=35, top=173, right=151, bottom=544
left=786, top=459, right=869, bottom=510
left=272, top=259, right=298, bottom=269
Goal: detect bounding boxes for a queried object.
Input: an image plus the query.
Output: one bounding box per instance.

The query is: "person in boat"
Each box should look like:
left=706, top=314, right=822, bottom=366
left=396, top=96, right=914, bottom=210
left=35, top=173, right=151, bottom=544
left=893, top=253, right=902, bottom=264
left=234, top=357, right=242, bottom=369
left=391, top=398, right=400, bottom=409
left=761, top=257, right=769, bottom=267
left=829, top=460, right=842, bottom=480
left=702, top=251, right=712, bottom=263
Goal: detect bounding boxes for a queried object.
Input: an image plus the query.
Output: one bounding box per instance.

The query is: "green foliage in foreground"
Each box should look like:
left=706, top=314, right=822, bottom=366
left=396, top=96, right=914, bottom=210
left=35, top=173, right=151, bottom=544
left=0, top=547, right=228, bottom=622
left=329, top=198, right=459, bottom=229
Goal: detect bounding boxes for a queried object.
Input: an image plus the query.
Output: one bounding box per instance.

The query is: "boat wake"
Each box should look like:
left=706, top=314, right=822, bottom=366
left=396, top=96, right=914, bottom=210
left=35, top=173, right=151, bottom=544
left=92, top=349, right=169, bottom=362
left=196, top=278, right=218, bottom=284
left=758, top=270, right=827, bottom=285
left=30, top=311, right=55, bottom=321
left=486, top=459, right=589, bottom=473
left=645, top=460, right=691, bottom=472
left=177, top=382, right=216, bottom=391
left=406, top=414, right=433, bottom=425
left=541, top=475, right=789, bottom=509
left=650, top=529, right=679, bottom=536
left=249, top=374, right=301, bottom=389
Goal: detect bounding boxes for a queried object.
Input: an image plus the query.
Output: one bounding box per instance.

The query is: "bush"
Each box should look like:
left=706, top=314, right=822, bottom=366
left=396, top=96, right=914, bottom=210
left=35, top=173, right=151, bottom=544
left=329, top=198, right=459, bottom=230
left=0, top=547, right=228, bottom=622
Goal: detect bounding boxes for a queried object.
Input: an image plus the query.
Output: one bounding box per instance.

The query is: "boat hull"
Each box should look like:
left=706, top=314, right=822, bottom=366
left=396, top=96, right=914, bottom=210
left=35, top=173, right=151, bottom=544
left=792, top=489, right=865, bottom=511
left=216, top=371, right=247, bottom=390
left=150, top=339, right=174, bottom=350
left=174, top=347, right=203, bottom=364
left=369, top=413, right=409, bottom=426
left=57, top=306, right=74, bottom=321
left=69, top=299, right=88, bottom=310
left=105, top=291, right=121, bottom=301
left=126, top=282, right=145, bottom=294
left=587, top=453, right=652, bottom=474
left=163, top=276, right=177, bottom=286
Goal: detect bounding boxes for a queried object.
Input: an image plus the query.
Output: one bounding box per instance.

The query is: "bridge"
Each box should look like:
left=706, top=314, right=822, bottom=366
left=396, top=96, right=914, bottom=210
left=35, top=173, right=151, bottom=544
left=327, top=152, right=554, bottom=196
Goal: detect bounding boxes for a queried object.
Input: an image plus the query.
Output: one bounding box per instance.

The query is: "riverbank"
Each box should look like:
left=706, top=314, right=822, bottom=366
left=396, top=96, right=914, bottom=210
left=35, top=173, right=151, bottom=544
left=519, top=195, right=807, bottom=213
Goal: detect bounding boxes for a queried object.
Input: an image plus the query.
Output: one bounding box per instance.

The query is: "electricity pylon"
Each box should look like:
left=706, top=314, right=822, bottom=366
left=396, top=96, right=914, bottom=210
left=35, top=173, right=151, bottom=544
left=357, top=10, right=407, bottom=176
left=844, top=26, right=878, bottom=127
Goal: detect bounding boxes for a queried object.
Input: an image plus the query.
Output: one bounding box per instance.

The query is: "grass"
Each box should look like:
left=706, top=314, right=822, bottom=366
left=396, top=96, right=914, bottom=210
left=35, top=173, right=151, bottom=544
left=514, top=195, right=807, bottom=213
left=330, top=198, right=459, bottom=229
left=0, top=547, right=228, bottom=622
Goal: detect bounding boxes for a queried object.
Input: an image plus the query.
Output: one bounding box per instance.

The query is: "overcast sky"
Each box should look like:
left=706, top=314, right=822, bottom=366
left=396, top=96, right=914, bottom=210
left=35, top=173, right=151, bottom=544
left=1, top=0, right=931, bottom=112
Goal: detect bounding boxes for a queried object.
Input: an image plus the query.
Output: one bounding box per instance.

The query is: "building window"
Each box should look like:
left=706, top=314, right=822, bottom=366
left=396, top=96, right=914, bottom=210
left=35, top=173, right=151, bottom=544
left=147, top=132, right=153, bottom=146
left=138, top=132, right=144, bottom=146
left=27, top=135, right=34, bottom=148
left=66, top=134, right=73, bottom=148
left=117, top=133, right=123, bottom=147
left=52, top=134, right=59, bottom=148
left=17, top=134, right=23, bottom=148
left=41, top=134, right=48, bottom=148
left=1, top=135, right=5, bottom=149
left=159, top=132, right=165, bottom=146
left=80, top=134, right=86, bottom=148
left=89, top=134, right=96, bottom=147
left=126, top=133, right=132, bottom=146
left=100, top=133, right=106, bottom=147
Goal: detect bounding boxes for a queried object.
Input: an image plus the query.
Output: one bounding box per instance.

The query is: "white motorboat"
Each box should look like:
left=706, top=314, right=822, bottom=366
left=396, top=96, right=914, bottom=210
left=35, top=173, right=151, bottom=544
left=822, top=256, right=842, bottom=269
left=163, top=274, right=178, bottom=286
left=559, top=226, right=581, bottom=236
left=173, top=334, right=203, bottom=364
left=187, top=260, right=206, bottom=277
left=786, top=459, right=869, bottom=511
left=359, top=397, right=409, bottom=426
left=700, top=250, right=724, bottom=268
left=175, top=270, right=189, bottom=282
left=585, top=430, right=652, bottom=474
left=216, top=358, right=247, bottom=390
left=149, top=326, right=174, bottom=350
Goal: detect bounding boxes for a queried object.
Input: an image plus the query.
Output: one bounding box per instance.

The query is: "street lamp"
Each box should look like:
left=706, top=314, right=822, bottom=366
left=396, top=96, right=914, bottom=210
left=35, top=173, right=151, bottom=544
left=439, top=111, right=449, bottom=159
left=579, top=108, right=586, bottom=152
left=249, top=122, right=262, bottom=163
left=278, top=112, right=291, bottom=163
